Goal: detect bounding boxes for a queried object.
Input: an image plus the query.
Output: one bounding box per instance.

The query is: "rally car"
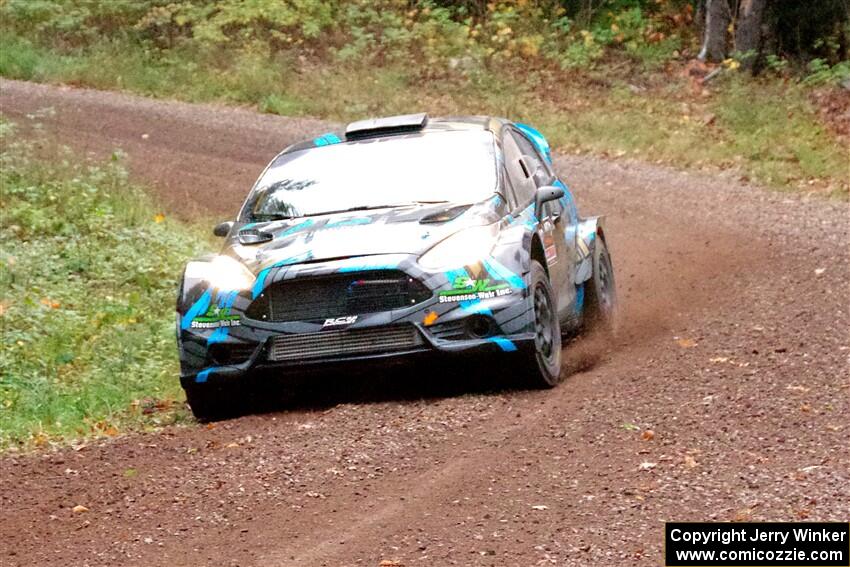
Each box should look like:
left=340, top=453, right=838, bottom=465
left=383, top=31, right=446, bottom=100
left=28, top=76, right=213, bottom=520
left=177, top=114, right=617, bottom=419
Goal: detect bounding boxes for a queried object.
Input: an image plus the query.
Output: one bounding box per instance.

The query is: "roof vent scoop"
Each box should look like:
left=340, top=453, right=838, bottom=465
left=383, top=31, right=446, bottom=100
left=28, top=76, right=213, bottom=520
left=345, top=113, right=428, bottom=140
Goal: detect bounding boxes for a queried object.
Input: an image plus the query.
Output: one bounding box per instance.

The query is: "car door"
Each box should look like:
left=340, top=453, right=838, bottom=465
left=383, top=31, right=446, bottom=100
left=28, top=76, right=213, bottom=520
left=507, top=128, right=579, bottom=321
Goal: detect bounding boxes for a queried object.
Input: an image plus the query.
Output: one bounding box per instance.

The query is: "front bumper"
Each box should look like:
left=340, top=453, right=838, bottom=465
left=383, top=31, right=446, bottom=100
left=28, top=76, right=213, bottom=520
left=179, top=323, right=535, bottom=388
left=178, top=253, right=535, bottom=387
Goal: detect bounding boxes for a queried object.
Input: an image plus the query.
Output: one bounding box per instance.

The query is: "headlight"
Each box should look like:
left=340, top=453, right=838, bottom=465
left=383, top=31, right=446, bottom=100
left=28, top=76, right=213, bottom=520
left=418, top=225, right=498, bottom=270
left=184, top=255, right=256, bottom=291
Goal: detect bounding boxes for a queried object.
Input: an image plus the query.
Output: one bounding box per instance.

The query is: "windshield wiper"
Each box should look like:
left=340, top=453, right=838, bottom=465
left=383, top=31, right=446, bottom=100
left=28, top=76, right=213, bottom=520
left=252, top=213, right=295, bottom=221
left=255, top=202, right=452, bottom=222
left=300, top=204, right=414, bottom=217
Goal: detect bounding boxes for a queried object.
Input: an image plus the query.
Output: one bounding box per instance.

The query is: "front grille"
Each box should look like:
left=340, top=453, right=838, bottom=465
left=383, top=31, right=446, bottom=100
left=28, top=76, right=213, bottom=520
left=268, top=326, right=423, bottom=362
left=249, top=270, right=431, bottom=322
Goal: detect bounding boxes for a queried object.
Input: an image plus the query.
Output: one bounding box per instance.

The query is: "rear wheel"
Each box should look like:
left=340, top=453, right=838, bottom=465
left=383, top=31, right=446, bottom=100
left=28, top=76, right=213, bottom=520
left=582, top=235, right=618, bottom=336
left=521, top=260, right=563, bottom=388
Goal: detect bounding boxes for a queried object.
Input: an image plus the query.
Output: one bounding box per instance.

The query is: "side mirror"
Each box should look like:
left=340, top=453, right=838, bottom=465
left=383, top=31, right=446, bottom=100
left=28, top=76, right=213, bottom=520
left=534, top=185, right=564, bottom=219
left=213, top=221, right=234, bottom=237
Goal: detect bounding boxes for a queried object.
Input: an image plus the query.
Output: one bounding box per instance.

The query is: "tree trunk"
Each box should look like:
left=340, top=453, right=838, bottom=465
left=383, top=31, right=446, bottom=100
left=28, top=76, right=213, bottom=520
left=735, top=0, right=767, bottom=70
left=699, top=0, right=732, bottom=62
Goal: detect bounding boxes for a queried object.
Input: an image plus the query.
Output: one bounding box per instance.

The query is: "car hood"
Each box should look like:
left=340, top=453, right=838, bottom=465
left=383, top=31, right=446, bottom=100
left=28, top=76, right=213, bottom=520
left=226, top=201, right=500, bottom=273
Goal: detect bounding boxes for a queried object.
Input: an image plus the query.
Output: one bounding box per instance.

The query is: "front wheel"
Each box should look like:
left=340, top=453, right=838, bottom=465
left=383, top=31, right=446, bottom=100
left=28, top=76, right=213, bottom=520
left=520, top=260, right=563, bottom=388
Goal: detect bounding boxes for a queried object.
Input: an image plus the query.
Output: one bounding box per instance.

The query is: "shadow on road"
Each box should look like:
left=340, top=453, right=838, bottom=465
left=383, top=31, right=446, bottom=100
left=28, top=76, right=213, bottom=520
left=204, top=338, right=610, bottom=422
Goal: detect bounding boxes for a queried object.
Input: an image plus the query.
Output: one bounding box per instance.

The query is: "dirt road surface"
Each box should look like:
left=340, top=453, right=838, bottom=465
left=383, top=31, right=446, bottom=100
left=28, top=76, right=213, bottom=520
left=1, top=79, right=848, bottom=567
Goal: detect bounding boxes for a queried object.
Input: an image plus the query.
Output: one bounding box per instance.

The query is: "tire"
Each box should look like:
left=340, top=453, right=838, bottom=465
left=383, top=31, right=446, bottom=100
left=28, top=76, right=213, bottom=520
left=521, top=260, right=563, bottom=388
left=582, top=235, right=618, bottom=337
left=184, top=383, right=241, bottom=421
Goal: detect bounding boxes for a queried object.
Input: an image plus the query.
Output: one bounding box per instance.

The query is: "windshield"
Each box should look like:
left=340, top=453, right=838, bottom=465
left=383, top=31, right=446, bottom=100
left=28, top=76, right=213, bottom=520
left=242, top=129, right=498, bottom=220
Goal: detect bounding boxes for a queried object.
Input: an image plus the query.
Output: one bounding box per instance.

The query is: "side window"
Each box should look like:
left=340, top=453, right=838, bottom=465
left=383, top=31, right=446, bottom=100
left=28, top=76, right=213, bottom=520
left=511, top=130, right=554, bottom=188
left=509, top=129, right=562, bottom=217
left=502, top=133, right=537, bottom=209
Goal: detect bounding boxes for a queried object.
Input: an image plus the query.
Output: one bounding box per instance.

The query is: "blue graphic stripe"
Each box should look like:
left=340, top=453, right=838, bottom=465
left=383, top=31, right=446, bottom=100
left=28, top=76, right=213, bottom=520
left=207, top=327, right=229, bottom=345
left=181, top=290, right=212, bottom=330
left=488, top=337, right=517, bottom=352
left=252, top=268, right=272, bottom=299
left=195, top=366, right=220, bottom=383
left=326, top=217, right=371, bottom=229
left=461, top=302, right=493, bottom=316
left=278, top=218, right=314, bottom=238
left=314, top=133, right=342, bottom=146
left=207, top=290, right=238, bottom=345
left=514, top=123, right=553, bottom=164
left=338, top=257, right=398, bottom=272
left=574, top=284, right=585, bottom=314
left=482, top=258, right=526, bottom=289
left=252, top=251, right=314, bottom=299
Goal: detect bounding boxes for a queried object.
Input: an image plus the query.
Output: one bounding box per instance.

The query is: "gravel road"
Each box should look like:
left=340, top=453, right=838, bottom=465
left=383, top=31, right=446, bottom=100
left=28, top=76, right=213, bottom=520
left=1, top=79, right=848, bottom=567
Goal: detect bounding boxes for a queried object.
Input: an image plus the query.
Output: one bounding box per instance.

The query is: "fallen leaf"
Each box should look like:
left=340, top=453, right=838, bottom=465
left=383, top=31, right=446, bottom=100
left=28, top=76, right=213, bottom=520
left=621, top=423, right=640, bottom=431
left=72, top=505, right=89, bottom=514
left=641, top=429, right=655, bottom=441
left=225, top=442, right=239, bottom=448
left=676, top=338, right=697, bottom=348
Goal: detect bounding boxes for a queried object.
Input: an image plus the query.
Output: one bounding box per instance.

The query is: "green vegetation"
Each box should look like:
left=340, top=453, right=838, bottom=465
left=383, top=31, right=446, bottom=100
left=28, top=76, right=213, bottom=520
left=1, top=1, right=847, bottom=195
left=0, top=120, right=208, bottom=448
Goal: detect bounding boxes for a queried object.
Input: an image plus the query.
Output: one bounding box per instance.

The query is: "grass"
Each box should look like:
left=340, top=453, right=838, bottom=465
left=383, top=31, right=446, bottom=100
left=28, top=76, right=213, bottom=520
left=0, top=118, right=210, bottom=449
left=0, top=32, right=847, bottom=196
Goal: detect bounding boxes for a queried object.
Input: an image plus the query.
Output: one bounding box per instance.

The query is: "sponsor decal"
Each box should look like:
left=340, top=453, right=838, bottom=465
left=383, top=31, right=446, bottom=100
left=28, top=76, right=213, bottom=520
left=438, top=276, right=513, bottom=304
left=323, top=315, right=358, bottom=327
left=191, top=304, right=241, bottom=329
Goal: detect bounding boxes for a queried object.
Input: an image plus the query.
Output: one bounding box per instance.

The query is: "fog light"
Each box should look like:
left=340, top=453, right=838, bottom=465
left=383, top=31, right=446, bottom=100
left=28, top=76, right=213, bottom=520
left=466, top=315, right=495, bottom=339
